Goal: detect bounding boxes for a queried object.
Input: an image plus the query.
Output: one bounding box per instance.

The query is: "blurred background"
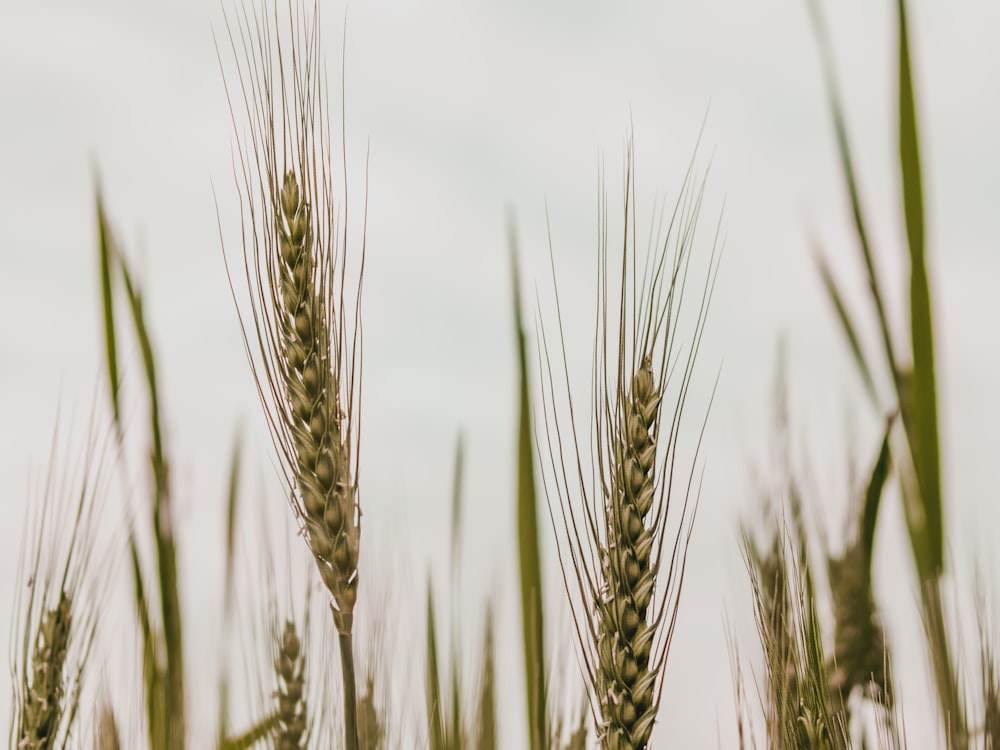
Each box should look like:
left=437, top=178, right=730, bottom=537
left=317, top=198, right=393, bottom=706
left=1, top=0, right=997, bottom=745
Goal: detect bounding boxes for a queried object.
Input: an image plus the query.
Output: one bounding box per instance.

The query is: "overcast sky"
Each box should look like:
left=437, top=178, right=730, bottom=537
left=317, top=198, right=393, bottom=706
left=1, top=0, right=998, bottom=746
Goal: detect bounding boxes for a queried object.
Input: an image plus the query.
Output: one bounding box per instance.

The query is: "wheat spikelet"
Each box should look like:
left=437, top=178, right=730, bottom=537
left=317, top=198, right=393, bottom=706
left=540, top=138, right=718, bottom=749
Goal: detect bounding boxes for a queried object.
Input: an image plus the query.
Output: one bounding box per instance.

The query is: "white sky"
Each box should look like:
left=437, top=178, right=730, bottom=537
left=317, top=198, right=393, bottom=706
left=1, top=0, right=998, bottom=746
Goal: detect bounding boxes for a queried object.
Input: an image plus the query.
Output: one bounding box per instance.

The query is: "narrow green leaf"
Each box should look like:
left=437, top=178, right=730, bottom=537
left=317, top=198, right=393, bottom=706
left=896, top=0, right=942, bottom=577
left=815, top=248, right=881, bottom=411
left=117, top=261, right=164, bottom=470
left=474, top=608, right=497, bottom=750
left=119, top=257, right=185, bottom=748
left=509, top=221, right=547, bottom=750
left=223, top=433, right=242, bottom=618
left=450, top=646, right=462, bottom=750
left=96, top=188, right=121, bottom=432
left=449, top=433, right=465, bottom=571
left=218, top=433, right=243, bottom=743
left=859, top=416, right=894, bottom=568
left=426, top=581, right=445, bottom=750
left=806, top=0, right=899, bottom=381
left=130, top=534, right=163, bottom=750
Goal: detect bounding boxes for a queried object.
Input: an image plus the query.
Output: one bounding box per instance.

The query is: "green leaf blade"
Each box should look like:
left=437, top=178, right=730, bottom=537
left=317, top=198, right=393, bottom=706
left=509, top=224, right=547, bottom=750
left=896, top=0, right=942, bottom=576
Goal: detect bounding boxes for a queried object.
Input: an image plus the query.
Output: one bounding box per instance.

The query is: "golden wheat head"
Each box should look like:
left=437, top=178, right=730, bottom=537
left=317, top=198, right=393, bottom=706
left=540, top=138, right=718, bottom=749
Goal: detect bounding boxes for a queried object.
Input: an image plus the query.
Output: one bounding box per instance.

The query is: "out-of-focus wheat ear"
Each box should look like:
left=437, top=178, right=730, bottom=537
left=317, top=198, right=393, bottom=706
left=12, top=407, right=110, bottom=750
left=357, top=676, right=385, bottom=750
left=94, top=703, right=122, bottom=750
left=17, top=592, right=73, bottom=749
left=274, top=620, right=307, bottom=750
left=827, top=416, right=896, bottom=715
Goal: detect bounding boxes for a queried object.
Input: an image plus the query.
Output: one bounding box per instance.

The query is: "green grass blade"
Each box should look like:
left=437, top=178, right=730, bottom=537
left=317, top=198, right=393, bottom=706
left=224, top=434, right=242, bottom=607
left=96, top=188, right=121, bottom=432
left=130, top=534, right=164, bottom=749
left=119, top=257, right=185, bottom=748
left=450, top=433, right=465, bottom=572
left=474, top=608, right=497, bottom=750
left=218, top=434, right=243, bottom=743
left=450, top=646, right=462, bottom=750
left=426, top=581, right=445, bottom=750
left=806, top=0, right=899, bottom=381
left=815, top=247, right=880, bottom=410
left=860, top=417, right=894, bottom=567
left=896, top=0, right=942, bottom=577
left=509, top=223, right=547, bottom=750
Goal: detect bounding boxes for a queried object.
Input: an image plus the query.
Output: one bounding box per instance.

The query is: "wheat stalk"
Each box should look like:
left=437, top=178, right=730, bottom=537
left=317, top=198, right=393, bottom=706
left=222, top=2, right=365, bottom=747
left=540, top=137, right=717, bottom=748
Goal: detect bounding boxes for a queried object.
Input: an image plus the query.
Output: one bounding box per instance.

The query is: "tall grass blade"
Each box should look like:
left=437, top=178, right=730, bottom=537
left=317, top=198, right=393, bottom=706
left=895, top=0, right=942, bottom=577
left=815, top=247, right=880, bottom=410
left=509, top=223, right=548, bottom=750
left=805, top=0, right=899, bottom=380
left=130, top=534, right=165, bottom=748
left=218, top=434, right=243, bottom=744
left=474, top=609, right=498, bottom=750
left=860, top=417, right=894, bottom=565
left=450, top=434, right=465, bottom=570
left=96, top=187, right=121, bottom=431
left=118, top=256, right=185, bottom=749
left=426, top=581, right=446, bottom=750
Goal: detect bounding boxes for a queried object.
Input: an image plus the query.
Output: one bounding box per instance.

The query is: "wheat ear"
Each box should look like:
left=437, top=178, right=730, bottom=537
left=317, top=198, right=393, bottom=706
left=274, top=170, right=360, bottom=632
left=274, top=620, right=308, bottom=750
left=222, top=4, right=365, bottom=748
left=17, top=593, right=73, bottom=750
left=594, top=358, right=661, bottom=747
left=540, top=138, right=717, bottom=749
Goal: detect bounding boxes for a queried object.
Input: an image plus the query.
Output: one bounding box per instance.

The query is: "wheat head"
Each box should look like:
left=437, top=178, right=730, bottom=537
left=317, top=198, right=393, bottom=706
left=223, top=3, right=365, bottom=747
left=17, top=593, right=73, bottom=750
left=541, top=139, right=717, bottom=749
left=274, top=620, right=308, bottom=750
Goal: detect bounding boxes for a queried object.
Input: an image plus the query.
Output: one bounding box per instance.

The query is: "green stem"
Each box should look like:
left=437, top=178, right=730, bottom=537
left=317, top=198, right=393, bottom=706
left=921, top=578, right=966, bottom=750
left=338, top=628, right=359, bottom=750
